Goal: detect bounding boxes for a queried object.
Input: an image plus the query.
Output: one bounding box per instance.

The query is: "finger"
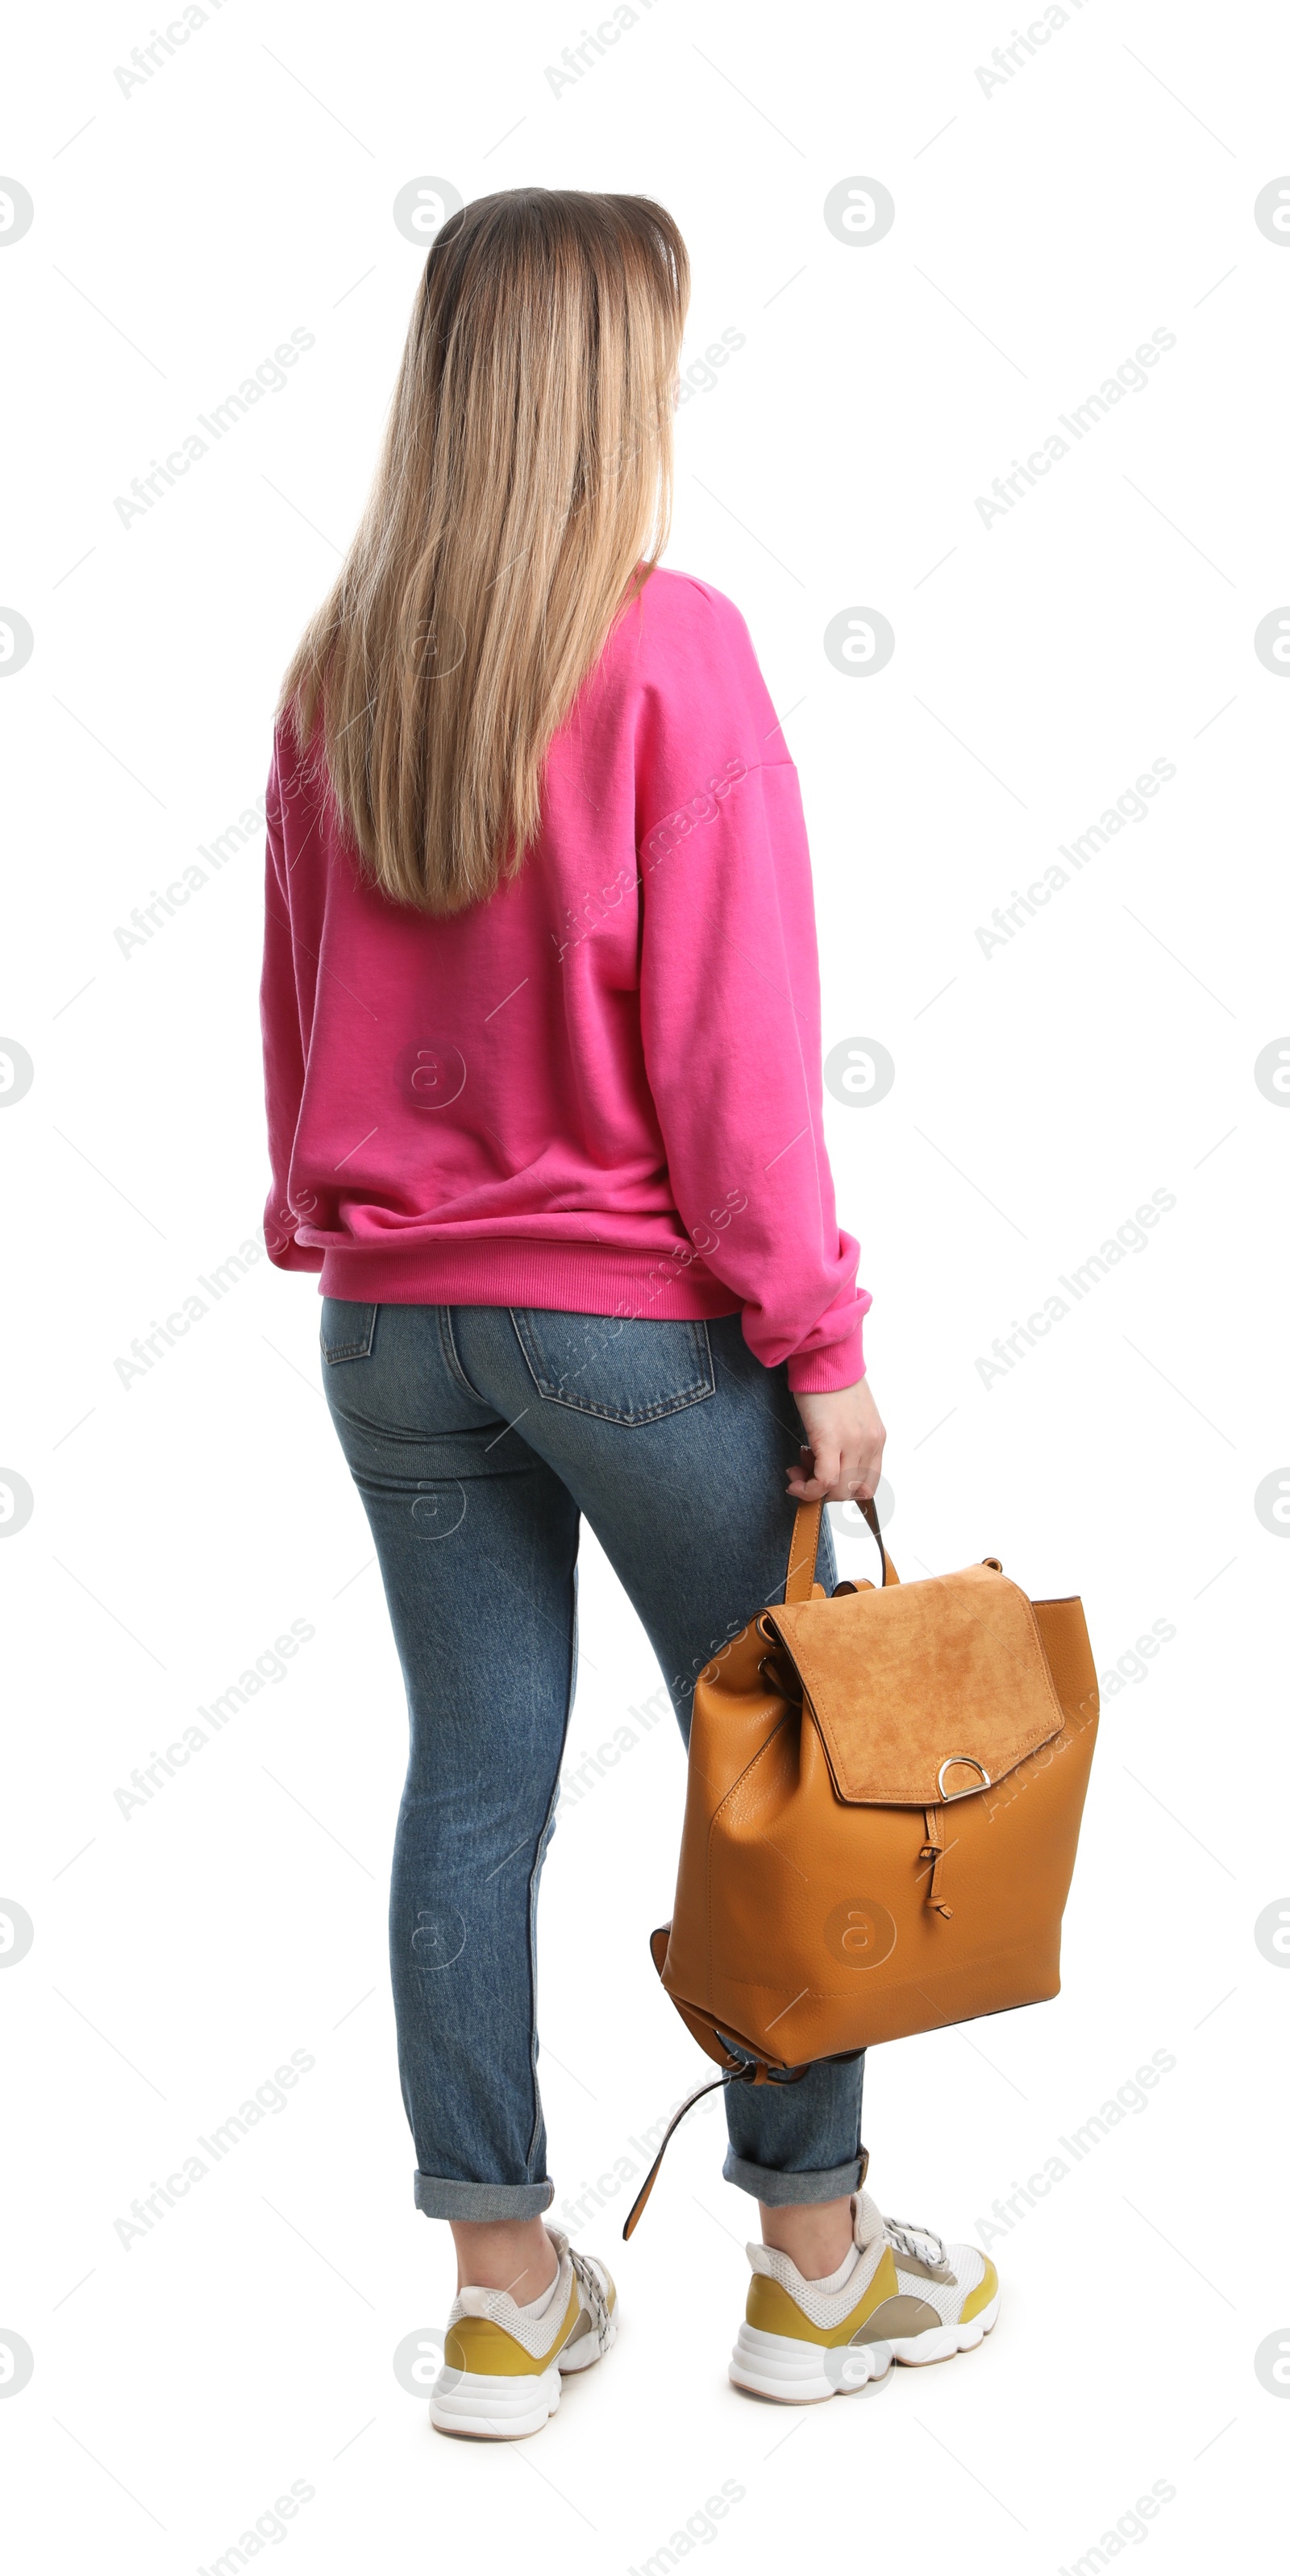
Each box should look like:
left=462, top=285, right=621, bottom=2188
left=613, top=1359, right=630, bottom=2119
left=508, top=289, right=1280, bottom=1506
left=786, top=1463, right=834, bottom=1502
left=850, top=1440, right=884, bottom=1502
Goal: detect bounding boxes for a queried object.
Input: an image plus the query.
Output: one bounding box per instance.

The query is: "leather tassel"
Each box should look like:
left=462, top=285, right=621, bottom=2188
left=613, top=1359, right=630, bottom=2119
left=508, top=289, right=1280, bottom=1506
left=921, top=1806, right=954, bottom=1918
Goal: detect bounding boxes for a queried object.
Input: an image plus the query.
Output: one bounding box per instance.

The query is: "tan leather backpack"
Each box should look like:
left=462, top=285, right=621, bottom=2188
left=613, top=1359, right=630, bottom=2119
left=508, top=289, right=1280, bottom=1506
left=625, top=1497, right=1097, bottom=2233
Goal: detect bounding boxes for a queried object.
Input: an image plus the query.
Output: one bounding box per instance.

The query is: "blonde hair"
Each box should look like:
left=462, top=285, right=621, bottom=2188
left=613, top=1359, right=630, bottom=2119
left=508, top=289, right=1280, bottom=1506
left=278, top=188, right=689, bottom=915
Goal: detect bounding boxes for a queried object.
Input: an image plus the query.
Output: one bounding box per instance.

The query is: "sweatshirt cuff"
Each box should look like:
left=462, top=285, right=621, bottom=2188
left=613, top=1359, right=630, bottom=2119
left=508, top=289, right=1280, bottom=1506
left=786, top=1316, right=867, bottom=1395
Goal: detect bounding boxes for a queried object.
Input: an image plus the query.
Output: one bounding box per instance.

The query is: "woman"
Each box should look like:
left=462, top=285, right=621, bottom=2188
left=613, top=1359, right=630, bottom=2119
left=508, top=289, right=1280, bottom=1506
left=261, top=188, right=997, bottom=2437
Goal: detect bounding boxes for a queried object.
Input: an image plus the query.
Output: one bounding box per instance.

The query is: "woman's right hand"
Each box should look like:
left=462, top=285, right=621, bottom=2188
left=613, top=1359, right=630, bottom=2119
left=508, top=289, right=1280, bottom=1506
left=788, top=1377, right=885, bottom=1506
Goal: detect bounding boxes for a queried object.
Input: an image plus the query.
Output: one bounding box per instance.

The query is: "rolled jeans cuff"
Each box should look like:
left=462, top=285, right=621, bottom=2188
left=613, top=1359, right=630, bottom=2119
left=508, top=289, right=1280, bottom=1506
left=722, top=2148, right=866, bottom=2208
left=414, top=2171, right=556, bottom=2221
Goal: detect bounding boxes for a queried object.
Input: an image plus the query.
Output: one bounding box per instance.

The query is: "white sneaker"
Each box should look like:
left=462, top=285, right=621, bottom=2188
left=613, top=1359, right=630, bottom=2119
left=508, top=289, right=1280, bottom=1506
left=430, top=2228, right=617, bottom=2439
left=730, top=2188, right=999, bottom=2404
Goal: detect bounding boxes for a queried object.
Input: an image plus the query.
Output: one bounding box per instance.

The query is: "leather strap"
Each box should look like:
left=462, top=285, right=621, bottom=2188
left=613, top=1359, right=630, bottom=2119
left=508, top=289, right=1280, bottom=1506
left=621, top=2064, right=762, bottom=2240
left=784, top=1500, right=824, bottom=1602
left=785, top=1491, right=893, bottom=1600
left=622, top=2050, right=863, bottom=2238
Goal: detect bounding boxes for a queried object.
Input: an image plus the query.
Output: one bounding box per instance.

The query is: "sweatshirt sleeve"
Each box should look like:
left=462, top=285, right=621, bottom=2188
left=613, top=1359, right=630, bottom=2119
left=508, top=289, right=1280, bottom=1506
left=260, top=737, right=324, bottom=1273
left=635, top=584, right=869, bottom=1393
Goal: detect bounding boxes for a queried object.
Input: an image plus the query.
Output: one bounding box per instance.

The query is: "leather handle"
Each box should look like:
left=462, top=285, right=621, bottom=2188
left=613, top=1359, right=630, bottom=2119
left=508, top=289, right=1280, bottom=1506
left=784, top=1492, right=893, bottom=1602
left=784, top=1500, right=824, bottom=1602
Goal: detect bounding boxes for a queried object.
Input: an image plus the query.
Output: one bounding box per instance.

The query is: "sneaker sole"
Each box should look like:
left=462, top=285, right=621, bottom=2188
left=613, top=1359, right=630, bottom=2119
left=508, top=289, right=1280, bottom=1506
left=430, top=2314, right=617, bottom=2439
left=730, top=2291, right=999, bottom=2403
left=729, top=2325, right=895, bottom=2405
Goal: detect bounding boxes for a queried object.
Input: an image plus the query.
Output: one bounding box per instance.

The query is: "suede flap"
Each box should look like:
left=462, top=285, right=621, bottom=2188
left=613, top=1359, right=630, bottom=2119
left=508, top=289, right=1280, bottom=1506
left=764, top=1564, right=1064, bottom=1804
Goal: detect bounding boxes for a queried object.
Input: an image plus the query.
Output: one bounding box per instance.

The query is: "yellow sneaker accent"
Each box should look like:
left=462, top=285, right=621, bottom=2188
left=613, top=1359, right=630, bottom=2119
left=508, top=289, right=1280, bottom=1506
left=958, top=2256, right=999, bottom=2323
left=745, top=2244, right=900, bottom=2346
left=444, top=2280, right=580, bottom=2378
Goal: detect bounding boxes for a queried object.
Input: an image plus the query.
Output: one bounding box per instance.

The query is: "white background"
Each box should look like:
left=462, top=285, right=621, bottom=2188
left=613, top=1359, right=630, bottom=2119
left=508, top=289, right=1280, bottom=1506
left=2, top=1, right=1287, bottom=2567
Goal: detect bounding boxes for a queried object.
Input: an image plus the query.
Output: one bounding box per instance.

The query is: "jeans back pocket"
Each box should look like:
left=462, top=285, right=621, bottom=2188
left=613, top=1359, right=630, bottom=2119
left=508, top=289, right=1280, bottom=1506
left=320, top=1300, right=377, bottom=1363
left=509, top=1309, right=715, bottom=1426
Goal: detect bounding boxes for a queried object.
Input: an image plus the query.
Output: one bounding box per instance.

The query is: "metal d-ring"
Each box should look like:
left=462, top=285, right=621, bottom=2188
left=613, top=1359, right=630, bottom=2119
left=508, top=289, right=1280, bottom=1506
left=937, top=1754, right=992, bottom=1800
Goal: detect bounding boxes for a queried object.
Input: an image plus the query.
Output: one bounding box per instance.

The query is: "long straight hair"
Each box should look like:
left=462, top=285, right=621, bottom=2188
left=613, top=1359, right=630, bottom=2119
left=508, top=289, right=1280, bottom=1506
left=278, top=189, right=689, bottom=915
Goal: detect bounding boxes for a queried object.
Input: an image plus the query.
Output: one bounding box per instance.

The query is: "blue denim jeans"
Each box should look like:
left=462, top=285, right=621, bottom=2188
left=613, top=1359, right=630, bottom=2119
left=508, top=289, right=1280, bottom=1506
left=320, top=1302, right=866, bottom=2220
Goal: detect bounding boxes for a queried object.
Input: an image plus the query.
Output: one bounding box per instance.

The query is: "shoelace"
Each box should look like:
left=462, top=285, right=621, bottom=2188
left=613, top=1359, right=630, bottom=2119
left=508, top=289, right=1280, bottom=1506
left=569, top=2247, right=610, bottom=2349
left=883, top=2214, right=949, bottom=2268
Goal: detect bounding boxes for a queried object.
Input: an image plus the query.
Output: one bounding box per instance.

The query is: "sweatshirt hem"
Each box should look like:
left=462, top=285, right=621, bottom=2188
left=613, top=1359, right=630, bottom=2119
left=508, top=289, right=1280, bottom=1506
left=315, top=1236, right=745, bottom=1323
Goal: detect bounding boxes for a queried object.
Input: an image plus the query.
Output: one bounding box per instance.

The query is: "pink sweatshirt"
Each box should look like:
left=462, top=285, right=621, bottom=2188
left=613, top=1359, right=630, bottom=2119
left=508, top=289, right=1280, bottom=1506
left=260, top=568, right=868, bottom=1393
